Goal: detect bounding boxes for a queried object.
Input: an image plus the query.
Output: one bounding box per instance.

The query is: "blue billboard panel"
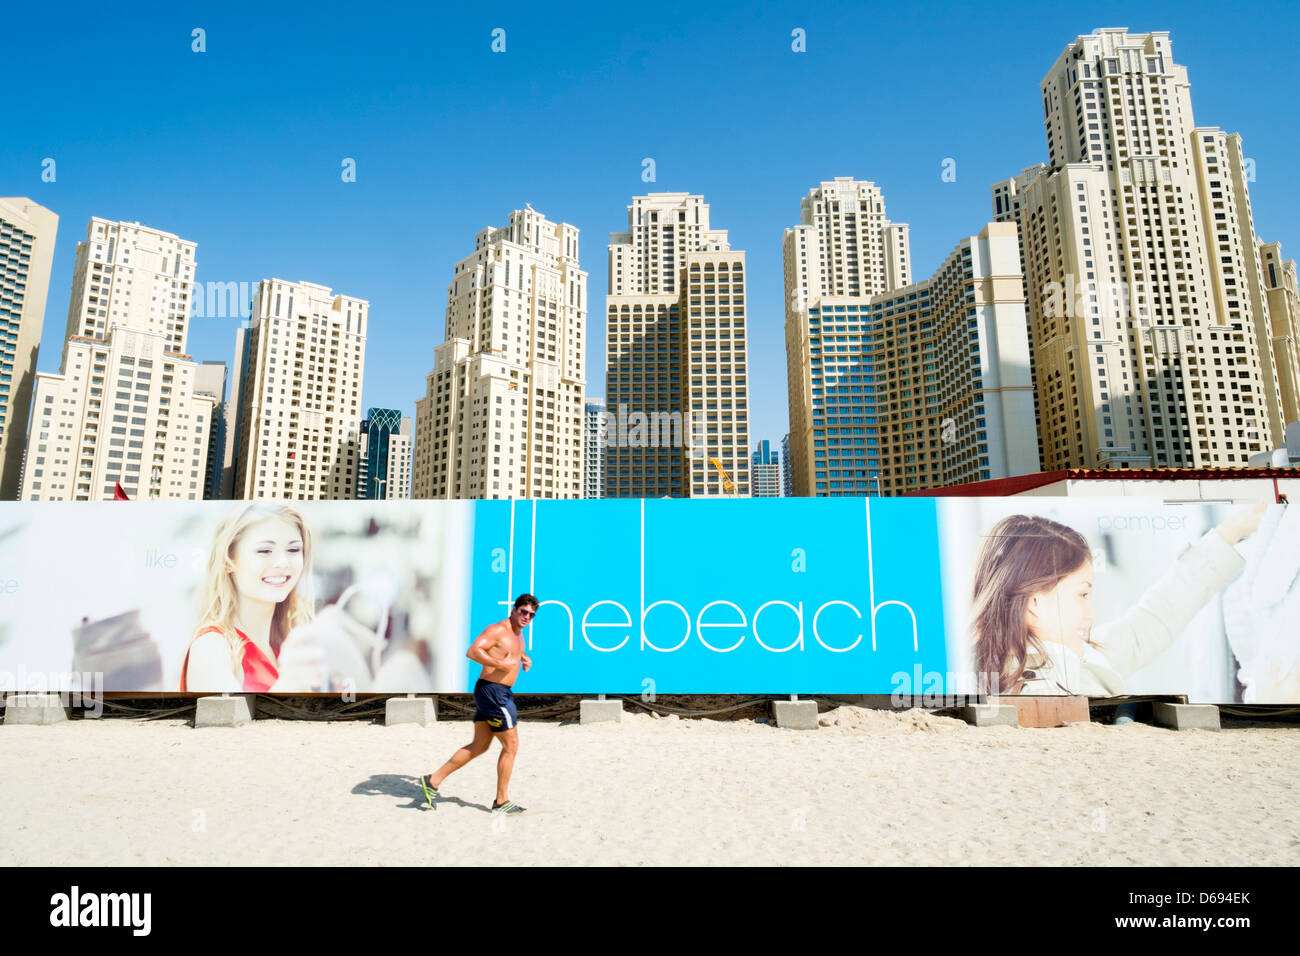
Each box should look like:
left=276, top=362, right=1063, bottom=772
left=469, top=498, right=949, bottom=692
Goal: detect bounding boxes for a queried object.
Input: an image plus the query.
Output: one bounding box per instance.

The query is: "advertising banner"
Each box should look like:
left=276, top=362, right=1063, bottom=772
left=0, top=501, right=473, bottom=696
left=0, top=497, right=1294, bottom=703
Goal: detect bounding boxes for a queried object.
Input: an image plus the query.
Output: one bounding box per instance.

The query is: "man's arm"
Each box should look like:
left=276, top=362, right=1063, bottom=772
left=467, top=624, right=520, bottom=668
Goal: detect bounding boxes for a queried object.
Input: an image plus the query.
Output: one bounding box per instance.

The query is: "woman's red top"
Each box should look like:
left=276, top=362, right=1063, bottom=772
left=180, top=625, right=278, bottom=692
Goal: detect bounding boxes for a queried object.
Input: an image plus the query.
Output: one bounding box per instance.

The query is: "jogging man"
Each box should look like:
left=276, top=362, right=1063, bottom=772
left=420, top=594, right=536, bottom=815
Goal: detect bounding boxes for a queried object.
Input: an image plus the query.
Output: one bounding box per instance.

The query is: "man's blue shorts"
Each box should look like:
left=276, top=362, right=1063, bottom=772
left=473, top=679, right=517, bottom=732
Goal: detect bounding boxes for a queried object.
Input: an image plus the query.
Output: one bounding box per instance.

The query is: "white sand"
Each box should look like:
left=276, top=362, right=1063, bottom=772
left=3, top=707, right=1298, bottom=866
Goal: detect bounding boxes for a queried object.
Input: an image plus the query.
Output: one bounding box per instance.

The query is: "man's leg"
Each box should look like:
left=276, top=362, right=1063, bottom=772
left=494, top=727, right=519, bottom=806
left=429, top=721, right=492, bottom=788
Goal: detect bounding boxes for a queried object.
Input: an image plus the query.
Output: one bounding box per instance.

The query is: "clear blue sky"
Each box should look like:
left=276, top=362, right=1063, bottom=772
left=7, top=0, right=1300, bottom=450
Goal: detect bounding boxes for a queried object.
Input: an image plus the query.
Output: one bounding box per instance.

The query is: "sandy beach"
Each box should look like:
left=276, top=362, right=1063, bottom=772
left=3, top=706, right=1298, bottom=866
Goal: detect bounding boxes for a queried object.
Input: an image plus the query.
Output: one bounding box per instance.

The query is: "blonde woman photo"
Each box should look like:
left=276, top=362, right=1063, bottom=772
left=180, top=502, right=328, bottom=693
left=970, top=504, right=1265, bottom=696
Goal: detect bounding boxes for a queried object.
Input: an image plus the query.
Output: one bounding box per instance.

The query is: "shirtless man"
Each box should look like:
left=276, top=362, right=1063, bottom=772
left=420, top=594, right=536, bottom=815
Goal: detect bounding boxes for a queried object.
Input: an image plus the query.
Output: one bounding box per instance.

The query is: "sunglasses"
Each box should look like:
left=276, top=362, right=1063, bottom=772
left=516, top=607, right=537, bottom=619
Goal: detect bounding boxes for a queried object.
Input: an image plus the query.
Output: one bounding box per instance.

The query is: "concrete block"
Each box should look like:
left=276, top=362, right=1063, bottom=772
left=580, top=699, right=622, bottom=724
left=385, top=696, right=437, bottom=727
left=956, top=704, right=1020, bottom=727
left=772, top=699, right=819, bottom=730
left=990, top=695, right=1090, bottom=728
left=194, top=695, right=254, bottom=728
left=1153, top=702, right=1220, bottom=732
left=3, top=693, right=69, bottom=725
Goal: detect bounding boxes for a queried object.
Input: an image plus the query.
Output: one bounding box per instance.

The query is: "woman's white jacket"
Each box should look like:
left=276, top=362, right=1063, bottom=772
left=1019, top=531, right=1244, bottom=697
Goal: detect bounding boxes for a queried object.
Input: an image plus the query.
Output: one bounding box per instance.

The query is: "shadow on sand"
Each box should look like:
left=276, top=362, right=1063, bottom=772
left=352, top=774, right=494, bottom=813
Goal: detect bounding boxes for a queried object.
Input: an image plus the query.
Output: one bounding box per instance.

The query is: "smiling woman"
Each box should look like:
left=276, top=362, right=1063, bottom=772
left=179, top=502, right=323, bottom=693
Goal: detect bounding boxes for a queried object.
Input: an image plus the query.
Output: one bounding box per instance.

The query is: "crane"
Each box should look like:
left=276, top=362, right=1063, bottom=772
left=709, top=457, right=736, bottom=495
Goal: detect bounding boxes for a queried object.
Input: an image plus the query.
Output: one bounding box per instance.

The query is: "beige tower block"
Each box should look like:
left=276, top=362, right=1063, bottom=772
left=415, top=207, right=586, bottom=500
left=0, top=198, right=59, bottom=500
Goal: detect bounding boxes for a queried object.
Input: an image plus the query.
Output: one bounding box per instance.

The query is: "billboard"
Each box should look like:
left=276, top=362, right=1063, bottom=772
left=0, top=497, right=1294, bottom=703
left=0, top=501, right=472, bottom=696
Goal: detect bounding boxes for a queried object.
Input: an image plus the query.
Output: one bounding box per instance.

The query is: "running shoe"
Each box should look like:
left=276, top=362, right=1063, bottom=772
left=492, top=800, right=526, bottom=815
left=419, top=774, right=439, bottom=809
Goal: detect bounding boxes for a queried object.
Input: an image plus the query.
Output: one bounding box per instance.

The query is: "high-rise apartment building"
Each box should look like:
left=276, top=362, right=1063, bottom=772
left=220, top=324, right=250, bottom=500
left=784, top=179, right=911, bottom=496
left=1259, top=242, right=1300, bottom=428
left=784, top=178, right=912, bottom=306
left=358, top=407, right=411, bottom=499
left=0, top=199, right=58, bottom=500
left=780, top=433, right=792, bottom=496
left=583, top=397, right=605, bottom=499
left=797, top=223, right=1038, bottom=496
left=228, top=279, right=367, bottom=499
left=412, top=206, right=586, bottom=499
left=991, top=165, right=1049, bottom=473
left=992, top=28, right=1294, bottom=469
left=606, top=193, right=750, bottom=497
left=389, top=422, right=412, bottom=499
left=751, top=439, right=781, bottom=497
left=21, top=219, right=216, bottom=501
left=194, top=360, right=226, bottom=499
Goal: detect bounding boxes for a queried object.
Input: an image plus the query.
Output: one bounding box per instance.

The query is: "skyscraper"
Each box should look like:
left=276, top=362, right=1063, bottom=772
left=228, top=279, right=367, bottom=499
left=194, top=360, right=226, bottom=499
left=751, top=439, right=781, bottom=497
left=1258, top=241, right=1300, bottom=428
left=784, top=179, right=911, bottom=497
left=0, top=198, right=58, bottom=500
left=796, top=224, right=1038, bottom=496
left=990, top=165, right=1049, bottom=473
left=358, top=407, right=411, bottom=499
left=780, top=433, right=792, bottom=496
left=783, top=177, right=1037, bottom=496
left=606, top=193, right=750, bottom=497
left=992, top=28, right=1296, bottom=469
left=21, top=219, right=216, bottom=501
left=784, top=178, right=911, bottom=304
left=584, top=397, right=605, bottom=499
left=412, top=206, right=586, bottom=499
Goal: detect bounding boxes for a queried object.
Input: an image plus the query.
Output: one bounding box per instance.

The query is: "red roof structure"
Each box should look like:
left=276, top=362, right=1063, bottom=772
left=906, top=467, right=1297, bottom=497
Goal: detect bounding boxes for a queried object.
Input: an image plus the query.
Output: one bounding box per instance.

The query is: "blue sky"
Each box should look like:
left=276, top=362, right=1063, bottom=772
left=7, top=0, right=1300, bottom=450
